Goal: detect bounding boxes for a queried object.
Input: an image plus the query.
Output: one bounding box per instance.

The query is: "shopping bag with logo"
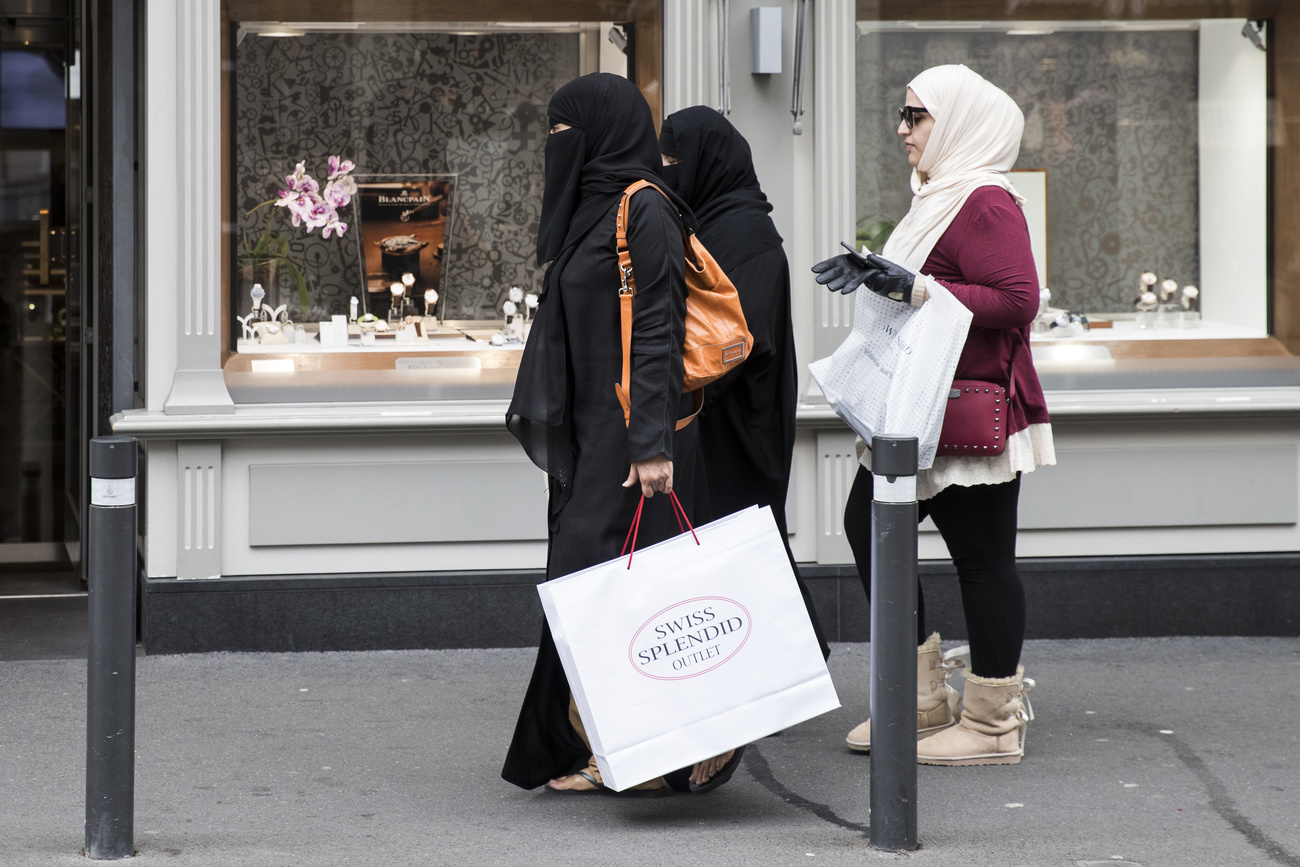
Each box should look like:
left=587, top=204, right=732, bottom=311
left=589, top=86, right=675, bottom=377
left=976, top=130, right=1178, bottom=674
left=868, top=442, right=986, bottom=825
left=809, top=274, right=972, bottom=469
left=538, top=497, right=839, bottom=791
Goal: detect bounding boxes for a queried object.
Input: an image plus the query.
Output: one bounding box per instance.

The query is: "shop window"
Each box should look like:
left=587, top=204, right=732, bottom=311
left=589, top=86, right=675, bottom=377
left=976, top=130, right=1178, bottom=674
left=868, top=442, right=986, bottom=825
left=218, top=3, right=663, bottom=399
left=854, top=18, right=1280, bottom=361
left=233, top=29, right=580, bottom=329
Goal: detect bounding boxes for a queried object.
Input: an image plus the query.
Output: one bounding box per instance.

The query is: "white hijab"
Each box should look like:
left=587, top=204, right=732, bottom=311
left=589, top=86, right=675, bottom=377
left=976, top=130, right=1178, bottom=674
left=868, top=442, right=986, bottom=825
left=882, top=65, right=1026, bottom=272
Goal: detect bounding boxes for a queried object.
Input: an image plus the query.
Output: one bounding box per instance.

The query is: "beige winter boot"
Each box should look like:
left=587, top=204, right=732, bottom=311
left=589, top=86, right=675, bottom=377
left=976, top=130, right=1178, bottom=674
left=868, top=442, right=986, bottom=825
left=846, top=633, right=965, bottom=752
left=916, top=666, right=1035, bottom=766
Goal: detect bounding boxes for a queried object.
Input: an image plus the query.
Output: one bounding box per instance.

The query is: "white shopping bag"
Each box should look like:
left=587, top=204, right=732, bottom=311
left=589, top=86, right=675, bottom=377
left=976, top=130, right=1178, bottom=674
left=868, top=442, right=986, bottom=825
left=538, top=504, right=838, bottom=791
left=809, top=276, right=972, bottom=469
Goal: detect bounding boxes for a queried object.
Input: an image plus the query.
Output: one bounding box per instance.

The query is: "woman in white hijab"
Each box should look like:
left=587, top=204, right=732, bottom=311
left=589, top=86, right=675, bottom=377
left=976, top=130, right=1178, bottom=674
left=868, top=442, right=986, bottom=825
left=813, top=64, right=1054, bottom=766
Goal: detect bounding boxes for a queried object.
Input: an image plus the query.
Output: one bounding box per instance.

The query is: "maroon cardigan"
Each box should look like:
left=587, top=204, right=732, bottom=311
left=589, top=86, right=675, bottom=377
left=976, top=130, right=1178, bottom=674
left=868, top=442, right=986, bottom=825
left=920, top=185, right=1050, bottom=437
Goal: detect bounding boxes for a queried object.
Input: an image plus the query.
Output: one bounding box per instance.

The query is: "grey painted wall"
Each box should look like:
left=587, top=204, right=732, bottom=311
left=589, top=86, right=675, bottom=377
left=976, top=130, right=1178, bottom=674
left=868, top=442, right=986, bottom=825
left=703, top=0, right=819, bottom=399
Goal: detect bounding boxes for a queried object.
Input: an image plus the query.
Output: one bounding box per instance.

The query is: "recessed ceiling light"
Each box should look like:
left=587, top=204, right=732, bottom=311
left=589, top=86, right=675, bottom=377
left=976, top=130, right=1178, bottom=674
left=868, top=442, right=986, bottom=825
left=256, top=25, right=305, bottom=38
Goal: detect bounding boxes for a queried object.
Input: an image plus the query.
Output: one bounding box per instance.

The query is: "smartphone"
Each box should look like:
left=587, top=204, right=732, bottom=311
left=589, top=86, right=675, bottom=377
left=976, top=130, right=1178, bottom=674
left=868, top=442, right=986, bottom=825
left=840, top=241, right=871, bottom=266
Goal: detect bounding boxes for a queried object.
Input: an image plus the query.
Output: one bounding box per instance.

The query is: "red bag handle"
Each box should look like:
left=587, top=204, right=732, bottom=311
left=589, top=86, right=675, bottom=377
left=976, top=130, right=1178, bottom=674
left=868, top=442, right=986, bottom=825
left=669, top=491, right=699, bottom=544
left=620, top=491, right=699, bottom=570
left=620, top=496, right=646, bottom=566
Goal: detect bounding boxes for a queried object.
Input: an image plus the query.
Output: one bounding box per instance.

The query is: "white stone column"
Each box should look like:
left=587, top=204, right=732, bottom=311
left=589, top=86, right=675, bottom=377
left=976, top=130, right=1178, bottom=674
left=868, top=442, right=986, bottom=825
left=662, top=0, right=715, bottom=115
left=811, top=0, right=856, bottom=362
left=150, top=0, right=234, bottom=415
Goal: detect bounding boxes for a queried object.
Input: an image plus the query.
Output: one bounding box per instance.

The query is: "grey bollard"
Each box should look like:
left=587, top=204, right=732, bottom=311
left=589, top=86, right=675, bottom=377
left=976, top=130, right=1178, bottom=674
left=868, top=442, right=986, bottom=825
left=85, top=436, right=138, bottom=860
left=868, top=435, right=919, bottom=852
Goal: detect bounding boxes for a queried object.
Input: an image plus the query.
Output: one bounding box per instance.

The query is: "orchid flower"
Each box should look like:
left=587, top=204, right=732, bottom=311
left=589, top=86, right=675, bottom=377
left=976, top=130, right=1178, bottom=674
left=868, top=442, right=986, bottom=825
left=284, top=162, right=320, bottom=194
left=299, top=197, right=333, bottom=232
left=321, top=214, right=348, bottom=239
left=323, top=179, right=353, bottom=210
left=274, top=190, right=312, bottom=226
left=242, top=156, right=357, bottom=316
left=327, top=156, right=356, bottom=179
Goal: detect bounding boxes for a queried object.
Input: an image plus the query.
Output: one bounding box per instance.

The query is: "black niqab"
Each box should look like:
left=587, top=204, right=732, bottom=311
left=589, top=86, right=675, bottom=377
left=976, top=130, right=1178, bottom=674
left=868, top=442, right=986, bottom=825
left=509, top=73, right=691, bottom=491
left=658, top=107, right=783, bottom=273
left=535, top=73, right=693, bottom=277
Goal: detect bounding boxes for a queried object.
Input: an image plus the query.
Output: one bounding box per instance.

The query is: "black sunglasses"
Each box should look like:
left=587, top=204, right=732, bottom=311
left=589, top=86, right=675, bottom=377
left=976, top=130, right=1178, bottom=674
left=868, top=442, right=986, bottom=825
left=898, top=105, right=930, bottom=130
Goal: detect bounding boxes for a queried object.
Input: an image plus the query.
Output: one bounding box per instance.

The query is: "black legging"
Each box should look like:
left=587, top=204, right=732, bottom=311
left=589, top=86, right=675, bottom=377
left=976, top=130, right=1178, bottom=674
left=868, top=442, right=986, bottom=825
left=843, top=466, right=1025, bottom=678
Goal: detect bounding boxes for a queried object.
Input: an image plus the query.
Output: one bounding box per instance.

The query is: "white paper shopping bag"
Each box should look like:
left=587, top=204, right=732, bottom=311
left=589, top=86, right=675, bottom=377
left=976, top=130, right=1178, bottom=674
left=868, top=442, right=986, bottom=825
left=538, top=504, right=839, bottom=791
left=809, top=278, right=972, bottom=469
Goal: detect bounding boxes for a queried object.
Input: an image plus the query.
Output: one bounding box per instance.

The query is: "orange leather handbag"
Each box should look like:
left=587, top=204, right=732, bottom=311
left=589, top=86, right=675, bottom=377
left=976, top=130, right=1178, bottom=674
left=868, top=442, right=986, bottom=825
left=614, top=180, right=753, bottom=431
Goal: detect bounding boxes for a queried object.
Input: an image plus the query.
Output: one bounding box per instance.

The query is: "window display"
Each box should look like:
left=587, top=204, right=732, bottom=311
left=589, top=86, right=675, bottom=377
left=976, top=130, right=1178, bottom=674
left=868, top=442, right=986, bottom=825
left=859, top=23, right=1202, bottom=316
left=854, top=19, right=1268, bottom=344
left=215, top=5, right=663, bottom=401
left=230, top=25, right=585, bottom=353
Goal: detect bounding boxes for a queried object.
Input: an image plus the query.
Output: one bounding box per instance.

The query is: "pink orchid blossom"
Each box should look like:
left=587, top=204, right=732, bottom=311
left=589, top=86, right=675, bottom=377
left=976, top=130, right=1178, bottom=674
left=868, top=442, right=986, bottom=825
left=327, top=156, right=356, bottom=179
left=298, top=196, right=333, bottom=233
left=321, top=215, right=348, bottom=239
left=269, top=158, right=355, bottom=237
left=243, top=156, right=356, bottom=315
left=274, top=190, right=317, bottom=227
left=319, top=180, right=351, bottom=210
left=284, top=161, right=320, bottom=194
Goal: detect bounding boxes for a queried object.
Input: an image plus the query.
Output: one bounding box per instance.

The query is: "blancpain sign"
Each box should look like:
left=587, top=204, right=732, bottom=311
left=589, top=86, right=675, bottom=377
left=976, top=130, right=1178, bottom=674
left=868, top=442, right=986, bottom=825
left=627, top=597, right=752, bottom=680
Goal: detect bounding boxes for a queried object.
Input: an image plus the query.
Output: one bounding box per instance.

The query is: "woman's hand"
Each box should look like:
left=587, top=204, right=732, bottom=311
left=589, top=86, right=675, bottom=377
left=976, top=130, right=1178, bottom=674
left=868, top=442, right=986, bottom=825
left=861, top=253, right=921, bottom=302
left=811, top=247, right=872, bottom=295
left=624, top=454, right=673, bottom=498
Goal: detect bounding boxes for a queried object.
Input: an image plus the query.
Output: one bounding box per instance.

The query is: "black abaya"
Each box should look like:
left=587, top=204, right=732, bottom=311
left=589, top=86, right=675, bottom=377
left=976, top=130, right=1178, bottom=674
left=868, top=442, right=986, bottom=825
left=501, top=186, right=694, bottom=791
left=661, top=108, right=828, bottom=657
left=692, top=245, right=796, bottom=536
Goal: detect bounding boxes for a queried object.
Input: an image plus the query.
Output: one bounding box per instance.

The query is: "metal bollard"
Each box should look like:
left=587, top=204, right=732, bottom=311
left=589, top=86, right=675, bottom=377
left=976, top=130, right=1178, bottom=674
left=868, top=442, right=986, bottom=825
left=868, top=435, right=919, bottom=852
left=85, top=435, right=138, bottom=860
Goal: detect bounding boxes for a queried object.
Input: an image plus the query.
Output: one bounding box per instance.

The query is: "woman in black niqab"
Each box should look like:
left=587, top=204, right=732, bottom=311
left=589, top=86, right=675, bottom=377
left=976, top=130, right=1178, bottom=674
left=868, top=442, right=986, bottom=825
left=659, top=107, right=828, bottom=658
left=507, top=73, right=683, bottom=497
left=658, top=107, right=782, bottom=274
left=503, top=74, right=734, bottom=795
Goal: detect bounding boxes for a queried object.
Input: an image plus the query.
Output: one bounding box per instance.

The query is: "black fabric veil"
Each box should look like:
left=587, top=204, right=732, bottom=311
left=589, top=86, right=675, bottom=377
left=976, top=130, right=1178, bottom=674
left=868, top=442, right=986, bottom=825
left=507, top=73, right=692, bottom=497
left=658, top=106, right=783, bottom=273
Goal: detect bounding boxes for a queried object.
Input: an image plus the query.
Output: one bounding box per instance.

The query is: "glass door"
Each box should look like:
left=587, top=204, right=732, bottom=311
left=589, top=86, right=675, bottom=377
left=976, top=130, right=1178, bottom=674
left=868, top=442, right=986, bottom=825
left=0, top=0, right=78, bottom=568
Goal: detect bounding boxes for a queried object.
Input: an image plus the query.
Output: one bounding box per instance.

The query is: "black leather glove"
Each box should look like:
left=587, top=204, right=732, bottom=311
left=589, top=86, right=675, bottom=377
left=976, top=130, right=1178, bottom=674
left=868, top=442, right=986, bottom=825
left=812, top=243, right=916, bottom=302
left=860, top=253, right=917, bottom=301
left=811, top=243, right=872, bottom=295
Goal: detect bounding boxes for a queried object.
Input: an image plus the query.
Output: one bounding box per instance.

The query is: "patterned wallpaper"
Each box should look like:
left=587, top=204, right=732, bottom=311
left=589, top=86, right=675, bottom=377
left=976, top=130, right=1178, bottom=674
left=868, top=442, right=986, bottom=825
left=855, top=29, right=1200, bottom=314
left=235, top=32, right=579, bottom=322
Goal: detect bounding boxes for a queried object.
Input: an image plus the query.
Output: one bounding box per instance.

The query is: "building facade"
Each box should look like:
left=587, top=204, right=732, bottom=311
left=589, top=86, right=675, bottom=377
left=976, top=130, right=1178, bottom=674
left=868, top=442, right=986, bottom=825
left=99, top=0, right=1300, bottom=652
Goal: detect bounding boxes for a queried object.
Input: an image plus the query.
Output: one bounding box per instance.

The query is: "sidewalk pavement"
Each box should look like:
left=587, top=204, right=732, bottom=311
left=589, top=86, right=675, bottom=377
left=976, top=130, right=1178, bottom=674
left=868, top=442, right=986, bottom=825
left=3, top=636, right=1299, bottom=867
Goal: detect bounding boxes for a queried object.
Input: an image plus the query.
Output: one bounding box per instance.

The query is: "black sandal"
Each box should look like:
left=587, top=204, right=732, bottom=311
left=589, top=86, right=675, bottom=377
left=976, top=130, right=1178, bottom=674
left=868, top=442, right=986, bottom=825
left=689, top=745, right=746, bottom=794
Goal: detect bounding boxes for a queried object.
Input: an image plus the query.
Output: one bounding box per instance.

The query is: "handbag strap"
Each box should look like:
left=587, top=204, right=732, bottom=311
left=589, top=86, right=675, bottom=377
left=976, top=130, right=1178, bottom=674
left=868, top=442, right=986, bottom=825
left=614, top=180, right=702, bottom=432
left=619, top=491, right=699, bottom=570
